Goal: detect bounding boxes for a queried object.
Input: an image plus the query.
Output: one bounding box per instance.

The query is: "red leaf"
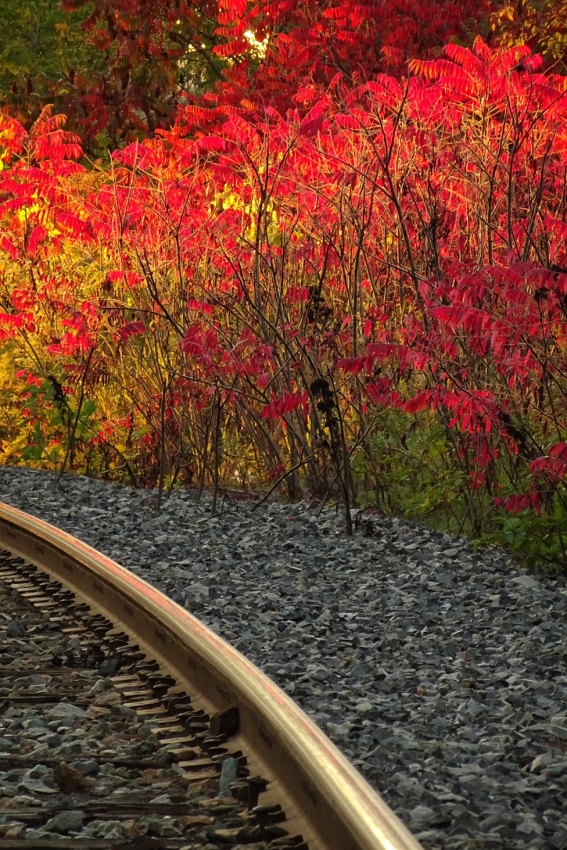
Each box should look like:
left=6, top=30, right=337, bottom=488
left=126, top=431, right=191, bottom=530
left=261, top=391, right=308, bottom=419
left=26, top=224, right=48, bottom=256
left=404, top=390, right=434, bottom=414
left=119, top=321, right=146, bottom=340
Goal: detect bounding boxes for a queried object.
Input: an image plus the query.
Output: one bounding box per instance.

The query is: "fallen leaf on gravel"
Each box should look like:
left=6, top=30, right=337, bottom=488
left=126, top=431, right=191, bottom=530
left=53, top=761, right=91, bottom=793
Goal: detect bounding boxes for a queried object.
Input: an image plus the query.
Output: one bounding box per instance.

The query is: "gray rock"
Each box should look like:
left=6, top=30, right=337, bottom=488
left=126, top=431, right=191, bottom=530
left=21, top=765, right=48, bottom=780
left=98, top=657, right=120, bottom=676
left=70, top=759, right=100, bottom=776
left=141, top=816, right=181, bottom=837
left=354, top=699, right=374, bottom=714
left=17, top=779, right=57, bottom=794
left=12, top=795, right=41, bottom=806
left=46, top=810, right=85, bottom=833
left=25, top=829, right=55, bottom=839
left=218, top=757, right=238, bottom=797
left=52, top=718, right=78, bottom=730
left=22, top=718, right=46, bottom=729
left=409, top=805, right=436, bottom=827
left=56, top=740, right=88, bottom=757
left=84, top=820, right=126, bottom=839
left=149, top=793, right=172, bottom=804
left=326, top=721, right=352, bottom=738
left=50, top=703, right=87, bottom=719
left=6, top=619, right=26, bottom=638
left=509, top=575, right=540, bottom=589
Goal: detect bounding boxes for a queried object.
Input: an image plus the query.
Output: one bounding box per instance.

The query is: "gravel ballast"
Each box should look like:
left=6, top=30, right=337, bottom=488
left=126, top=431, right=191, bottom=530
left=0, top=466, right=566, bottom=850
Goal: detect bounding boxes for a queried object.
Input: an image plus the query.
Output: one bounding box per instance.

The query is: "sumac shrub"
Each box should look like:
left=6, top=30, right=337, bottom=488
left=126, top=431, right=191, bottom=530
left=2, top=41, right=567, bottom=562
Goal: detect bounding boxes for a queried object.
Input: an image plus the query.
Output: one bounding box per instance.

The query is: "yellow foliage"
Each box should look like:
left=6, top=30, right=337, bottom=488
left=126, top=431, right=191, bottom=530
left=0, top=344, right=28, bottom=462
left=491, top=0, right=567, bottom=64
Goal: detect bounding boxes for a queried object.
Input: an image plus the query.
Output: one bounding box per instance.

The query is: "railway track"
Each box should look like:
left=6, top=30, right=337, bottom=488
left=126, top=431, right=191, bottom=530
left=0, top=501, right=423, bottom=850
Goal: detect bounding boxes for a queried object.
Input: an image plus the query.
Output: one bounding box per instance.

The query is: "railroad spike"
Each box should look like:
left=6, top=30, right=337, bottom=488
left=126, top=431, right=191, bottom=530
left=210, top=705, right=240, bottom=737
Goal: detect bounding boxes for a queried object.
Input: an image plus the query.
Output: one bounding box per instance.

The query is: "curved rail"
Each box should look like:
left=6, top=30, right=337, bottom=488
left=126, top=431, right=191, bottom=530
left=0, top=500, right=423, bottom=850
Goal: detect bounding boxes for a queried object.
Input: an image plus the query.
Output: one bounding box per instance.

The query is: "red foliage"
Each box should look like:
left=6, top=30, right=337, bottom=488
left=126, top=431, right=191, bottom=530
left=3, top=37, right=567, bottom=514
left=119, top=320, right=147, bottom=340
left=261, top=391, right=309, bottom=419
left=7, top=0, right=493, bottom=147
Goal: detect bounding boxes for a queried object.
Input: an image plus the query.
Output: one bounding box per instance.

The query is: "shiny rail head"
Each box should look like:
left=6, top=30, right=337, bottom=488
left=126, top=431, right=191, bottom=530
left=0, top=500, right=424, bottom=850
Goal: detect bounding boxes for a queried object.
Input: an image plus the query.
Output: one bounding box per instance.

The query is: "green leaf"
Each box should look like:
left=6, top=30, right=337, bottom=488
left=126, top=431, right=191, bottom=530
left=22, top=445, right=44, bottom=461
left=81, top=398, right=96, bottom=419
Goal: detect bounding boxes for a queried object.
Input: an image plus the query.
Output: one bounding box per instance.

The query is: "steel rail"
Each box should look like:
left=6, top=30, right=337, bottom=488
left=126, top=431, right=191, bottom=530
left=0, top=500, right=423, bottom=850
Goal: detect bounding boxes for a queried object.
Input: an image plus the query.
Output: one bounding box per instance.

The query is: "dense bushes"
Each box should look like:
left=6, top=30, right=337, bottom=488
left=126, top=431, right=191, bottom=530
left=2, top=38, right=567, bottom=565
